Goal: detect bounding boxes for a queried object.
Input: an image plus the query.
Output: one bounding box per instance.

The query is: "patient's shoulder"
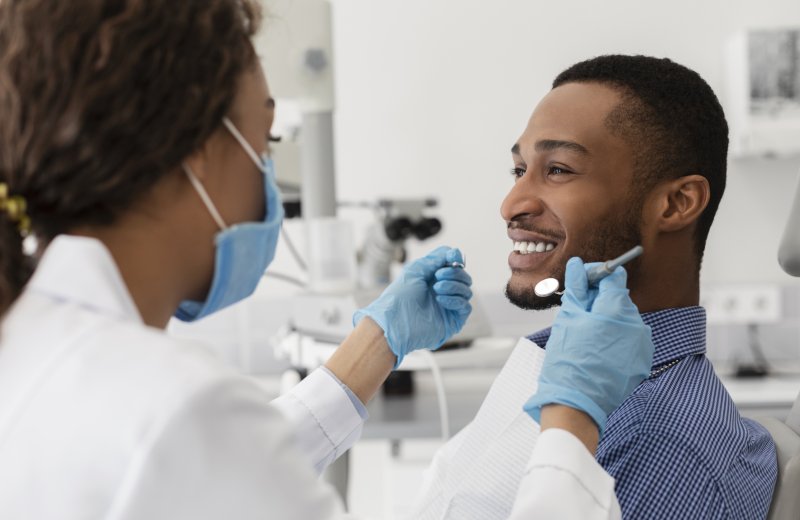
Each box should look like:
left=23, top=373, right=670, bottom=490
left=604, top=354, right=773, bottom=476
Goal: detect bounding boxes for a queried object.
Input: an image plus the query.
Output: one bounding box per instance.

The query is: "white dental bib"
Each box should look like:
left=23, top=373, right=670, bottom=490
left=409, top=337, right=546, bottom=520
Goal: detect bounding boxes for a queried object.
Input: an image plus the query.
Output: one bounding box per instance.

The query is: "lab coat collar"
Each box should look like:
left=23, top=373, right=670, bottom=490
left=27, top=235, right=144, bottom=323
left=527, top=306, right=707, bottom=370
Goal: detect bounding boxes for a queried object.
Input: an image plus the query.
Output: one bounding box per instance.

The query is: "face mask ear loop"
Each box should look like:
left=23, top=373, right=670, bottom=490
left=222, top=117, right=268, bottom=171
left=182, top=163, right=229, bottom=231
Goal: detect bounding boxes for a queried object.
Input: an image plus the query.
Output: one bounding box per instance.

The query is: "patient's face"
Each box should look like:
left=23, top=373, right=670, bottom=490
left=501, top=82, right=643, bottom=310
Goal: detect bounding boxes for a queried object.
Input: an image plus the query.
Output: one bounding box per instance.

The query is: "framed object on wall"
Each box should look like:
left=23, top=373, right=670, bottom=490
left=726, top=28, right=800, bottom=158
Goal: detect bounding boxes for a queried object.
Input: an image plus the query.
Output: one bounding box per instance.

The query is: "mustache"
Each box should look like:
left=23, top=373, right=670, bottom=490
left=507, top=219, right=565, bottom=241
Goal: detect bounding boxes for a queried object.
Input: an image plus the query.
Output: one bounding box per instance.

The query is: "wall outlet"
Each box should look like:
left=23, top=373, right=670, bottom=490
left=701, top=284, right=782, bottom=324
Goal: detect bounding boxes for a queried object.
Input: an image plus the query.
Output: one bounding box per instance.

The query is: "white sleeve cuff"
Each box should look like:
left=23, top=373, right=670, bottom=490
left=508, top=428, right=620, bottom=520
left=528, top=428, right=616, bottom=509
left=270, top=368, right=365, bottom=474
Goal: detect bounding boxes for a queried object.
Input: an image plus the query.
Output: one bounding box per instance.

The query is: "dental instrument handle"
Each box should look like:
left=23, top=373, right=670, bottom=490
left=586, top=245, right=643, bottom=285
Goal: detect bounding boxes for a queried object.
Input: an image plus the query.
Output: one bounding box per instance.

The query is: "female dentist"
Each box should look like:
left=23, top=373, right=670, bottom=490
left=0, top=1, right=652, bottom=519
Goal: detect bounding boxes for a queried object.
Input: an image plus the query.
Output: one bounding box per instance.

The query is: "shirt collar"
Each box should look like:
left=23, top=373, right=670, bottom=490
left=26, top=235, right=143, bottom=323
left=527, top=306, right=707, bottom=369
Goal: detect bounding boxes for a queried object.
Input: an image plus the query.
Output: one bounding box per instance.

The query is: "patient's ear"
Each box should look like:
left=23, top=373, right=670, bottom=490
left=649, top=175, right=710, bottom=233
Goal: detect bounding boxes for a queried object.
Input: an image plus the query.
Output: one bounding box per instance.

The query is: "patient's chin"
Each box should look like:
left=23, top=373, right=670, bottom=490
left=504, top=282, right=562, bottom=311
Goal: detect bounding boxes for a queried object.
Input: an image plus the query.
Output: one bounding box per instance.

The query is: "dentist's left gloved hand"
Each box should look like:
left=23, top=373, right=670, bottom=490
left=354, top=246, right=473, bottom=368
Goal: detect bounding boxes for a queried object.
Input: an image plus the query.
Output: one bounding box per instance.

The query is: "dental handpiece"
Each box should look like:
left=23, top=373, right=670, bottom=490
left=586, top=245, right=643, bottom=285
left=533, top=245, right=643, bottom=297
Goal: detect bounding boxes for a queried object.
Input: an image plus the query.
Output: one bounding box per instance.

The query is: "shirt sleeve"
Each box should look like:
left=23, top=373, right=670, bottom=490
left=320, top=366, right=369, bottom=420
left=508, top=428, right=622, bottom=520
left=105, top=376, right=360, bottom=520
left=601, top=432, right=727, bottom=518
left=269, top=367, right=366, bottom=474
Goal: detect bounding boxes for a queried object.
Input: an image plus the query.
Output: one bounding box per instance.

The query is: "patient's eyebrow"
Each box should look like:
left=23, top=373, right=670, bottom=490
left=511, top=140, right=590, bottom=157
left=535, top=139, right=590, bottom=155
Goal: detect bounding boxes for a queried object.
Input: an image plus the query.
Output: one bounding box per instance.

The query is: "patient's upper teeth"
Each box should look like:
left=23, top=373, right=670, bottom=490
left=512, top=239, right=557, bottom=253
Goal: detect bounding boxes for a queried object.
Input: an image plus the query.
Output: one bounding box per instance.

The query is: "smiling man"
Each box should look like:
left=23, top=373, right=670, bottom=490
left=409, top=55, right=777, bottom=520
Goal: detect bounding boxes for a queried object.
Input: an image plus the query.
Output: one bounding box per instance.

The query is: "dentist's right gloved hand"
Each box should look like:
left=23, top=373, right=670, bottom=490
left=523, top=257, right=654, bottom=435
left=353, top=246, right=473, bottom=369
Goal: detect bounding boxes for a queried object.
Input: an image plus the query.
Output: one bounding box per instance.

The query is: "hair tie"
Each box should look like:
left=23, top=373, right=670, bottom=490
left=0, top=183, right=31, bottom=235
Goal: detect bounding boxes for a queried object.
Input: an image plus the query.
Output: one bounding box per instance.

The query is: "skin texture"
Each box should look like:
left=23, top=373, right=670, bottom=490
left=502, top=82, right=711, bottom=314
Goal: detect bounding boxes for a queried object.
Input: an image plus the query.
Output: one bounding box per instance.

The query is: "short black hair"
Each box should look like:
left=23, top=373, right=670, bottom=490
left=553, top=55, right=728, bottom=266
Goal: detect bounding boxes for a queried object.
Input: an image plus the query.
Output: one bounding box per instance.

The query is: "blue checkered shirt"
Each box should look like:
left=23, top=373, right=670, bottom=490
left=528, top=306, right=777, bottom=519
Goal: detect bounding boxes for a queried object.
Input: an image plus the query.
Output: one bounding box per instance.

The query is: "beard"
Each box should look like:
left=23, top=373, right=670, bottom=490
left=505, top=200, right=643, bottom=311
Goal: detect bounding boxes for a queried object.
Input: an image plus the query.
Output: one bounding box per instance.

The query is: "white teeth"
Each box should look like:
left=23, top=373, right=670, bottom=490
left=512, top=240, right=556, bottom=254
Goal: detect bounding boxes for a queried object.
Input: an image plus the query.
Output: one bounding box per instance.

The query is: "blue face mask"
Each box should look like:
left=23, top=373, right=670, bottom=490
left=174, top=117, right=284, bottom=322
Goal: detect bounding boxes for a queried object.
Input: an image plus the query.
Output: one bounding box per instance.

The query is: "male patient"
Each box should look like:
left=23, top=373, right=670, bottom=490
left=410, top=55, right=777, bottom=519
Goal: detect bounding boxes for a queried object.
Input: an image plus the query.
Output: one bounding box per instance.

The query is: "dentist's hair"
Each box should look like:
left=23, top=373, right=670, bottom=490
left=0, top=0, right=261, bottom=316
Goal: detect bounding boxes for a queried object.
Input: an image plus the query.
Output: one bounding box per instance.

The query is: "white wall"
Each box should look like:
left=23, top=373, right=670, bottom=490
left=328, top=0, right=800, bottom=292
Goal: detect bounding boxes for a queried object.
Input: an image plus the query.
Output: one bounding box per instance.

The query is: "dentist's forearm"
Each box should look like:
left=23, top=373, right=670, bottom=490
left=325, top=317, right=396, bottom=404
left=540, top=404, right=600, bottom=454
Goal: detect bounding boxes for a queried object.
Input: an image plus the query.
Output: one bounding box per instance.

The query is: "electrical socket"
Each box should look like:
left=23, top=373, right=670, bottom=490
left=700, top=284, right=782, bottom=325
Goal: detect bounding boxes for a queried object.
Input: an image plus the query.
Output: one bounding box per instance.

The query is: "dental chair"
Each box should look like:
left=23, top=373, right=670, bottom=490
left=756, top=407, right=800, bottom=520
left=758, top=171, right=800, bottom=519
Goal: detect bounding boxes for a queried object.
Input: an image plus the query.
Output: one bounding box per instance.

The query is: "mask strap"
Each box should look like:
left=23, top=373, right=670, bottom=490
left=182, top=163, right=229, bottom=230
left=222, top=117, right=267, bottom=170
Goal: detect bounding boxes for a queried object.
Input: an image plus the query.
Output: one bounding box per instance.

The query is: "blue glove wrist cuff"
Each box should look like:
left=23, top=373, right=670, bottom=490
left=353, top=309, right=403, bottom=369
left=523, top=383, right=609, bottom=436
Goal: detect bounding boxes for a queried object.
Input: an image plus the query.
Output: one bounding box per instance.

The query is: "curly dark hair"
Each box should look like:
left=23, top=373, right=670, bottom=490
left=0, top=0, right=262, bottom=316
left=553, top=55, right=729, bottom=267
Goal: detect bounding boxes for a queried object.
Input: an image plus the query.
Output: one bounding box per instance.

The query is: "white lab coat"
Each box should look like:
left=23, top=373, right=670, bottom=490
left=0, top=235, right=620, bottom=519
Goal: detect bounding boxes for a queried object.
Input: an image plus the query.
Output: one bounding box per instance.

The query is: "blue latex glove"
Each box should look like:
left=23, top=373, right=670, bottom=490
left=353, top=246, right=473, bottom=368
left=523, top=257, right=654, bottom=435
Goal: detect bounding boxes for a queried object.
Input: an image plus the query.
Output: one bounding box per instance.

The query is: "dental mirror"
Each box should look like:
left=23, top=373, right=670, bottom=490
left=534, top=277, right=562, bottom=297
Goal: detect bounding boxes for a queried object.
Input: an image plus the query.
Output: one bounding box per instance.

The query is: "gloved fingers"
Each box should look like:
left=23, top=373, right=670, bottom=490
left=433, top=280, right=472, bottom=299
left=407, top=246, right=456, bottom=278
left=435, top=266, right=473, bottom=286
left=561, top=257, right=591, bottom=309
left=445, top=248, right=465, bottom=266
left=424, top=245, right=453, bottom=264
left=596, top=266, right=628, bottom=290
left=591, top=276, right=642, bottom=321
left=435, top=294, right=471, bottom=313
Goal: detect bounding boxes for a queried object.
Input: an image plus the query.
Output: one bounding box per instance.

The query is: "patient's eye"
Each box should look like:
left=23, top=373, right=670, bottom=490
left=547, top=165, right=573, bottom=177
left=510, top=167, right=526, bottom=180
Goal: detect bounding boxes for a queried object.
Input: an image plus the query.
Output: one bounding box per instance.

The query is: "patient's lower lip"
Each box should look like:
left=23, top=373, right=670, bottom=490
left=507, top=249, right=554, bottom=270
